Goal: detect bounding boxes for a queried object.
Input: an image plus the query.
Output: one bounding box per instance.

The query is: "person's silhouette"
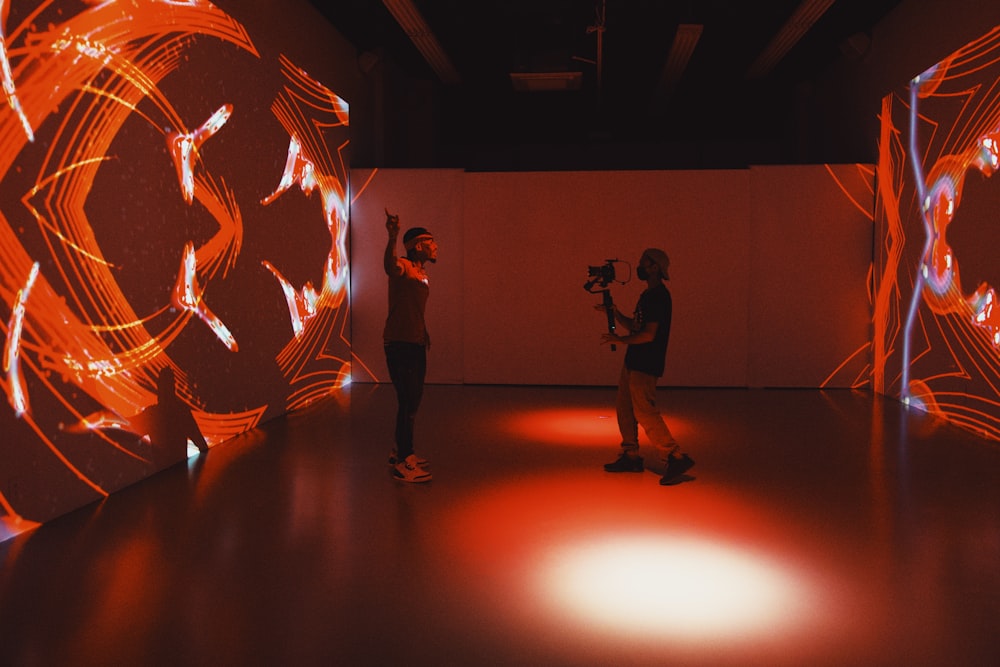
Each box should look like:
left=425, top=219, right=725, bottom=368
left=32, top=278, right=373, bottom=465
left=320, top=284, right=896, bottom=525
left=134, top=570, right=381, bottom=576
left=128, top=367, right=209, bottom=470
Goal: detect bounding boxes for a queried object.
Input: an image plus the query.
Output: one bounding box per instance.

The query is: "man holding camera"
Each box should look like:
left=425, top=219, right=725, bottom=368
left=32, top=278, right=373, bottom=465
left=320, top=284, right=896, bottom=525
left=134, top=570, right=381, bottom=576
left=599, top=248, right=694, bottom=486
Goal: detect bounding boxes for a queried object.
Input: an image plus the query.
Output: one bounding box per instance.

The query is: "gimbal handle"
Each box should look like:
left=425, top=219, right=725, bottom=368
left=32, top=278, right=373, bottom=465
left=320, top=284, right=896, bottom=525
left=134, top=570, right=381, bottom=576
left=601, top=289, right=616, bottom=351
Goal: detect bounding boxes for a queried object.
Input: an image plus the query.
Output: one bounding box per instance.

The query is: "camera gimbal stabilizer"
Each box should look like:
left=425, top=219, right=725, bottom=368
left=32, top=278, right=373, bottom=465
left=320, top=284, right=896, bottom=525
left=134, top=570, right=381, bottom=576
left=584, top=259, right=627, bottom=351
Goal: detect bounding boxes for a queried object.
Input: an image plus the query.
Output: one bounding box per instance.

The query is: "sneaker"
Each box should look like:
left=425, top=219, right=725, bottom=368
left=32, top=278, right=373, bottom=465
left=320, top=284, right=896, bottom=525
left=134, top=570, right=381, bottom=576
left=392, top=455, right=432, bottom=483
left=388, top=450, right=429, bottom=467
left=659, top=453, right=694, bottom=485
left=604, top=452, right=644, bottom=473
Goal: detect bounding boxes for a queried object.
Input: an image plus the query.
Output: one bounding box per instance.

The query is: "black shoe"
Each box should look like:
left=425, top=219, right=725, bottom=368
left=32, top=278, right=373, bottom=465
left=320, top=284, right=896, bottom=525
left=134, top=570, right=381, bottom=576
left=604, top=452, right=644, bottom=473
left=659, top=453, right=694, bottom=485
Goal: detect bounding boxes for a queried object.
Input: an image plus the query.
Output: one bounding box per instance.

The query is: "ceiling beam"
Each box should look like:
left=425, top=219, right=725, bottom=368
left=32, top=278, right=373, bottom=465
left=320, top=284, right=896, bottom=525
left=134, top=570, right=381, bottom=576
left=745, top=0, right=836, bottom=79
left=658, top=23, right=704, bottom=93
left=382, top=0, right=461, bottom=84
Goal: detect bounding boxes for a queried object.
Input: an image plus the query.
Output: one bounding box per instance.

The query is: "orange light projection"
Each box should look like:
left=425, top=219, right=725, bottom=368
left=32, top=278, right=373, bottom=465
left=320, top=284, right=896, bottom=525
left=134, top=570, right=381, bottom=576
left=0, top=1, right=352, bottom=540
left=504, top=405, right=697, bottom=447
left=874, top=23, right=1000, bottom=440
left=439, top=473, right=855, bottom=664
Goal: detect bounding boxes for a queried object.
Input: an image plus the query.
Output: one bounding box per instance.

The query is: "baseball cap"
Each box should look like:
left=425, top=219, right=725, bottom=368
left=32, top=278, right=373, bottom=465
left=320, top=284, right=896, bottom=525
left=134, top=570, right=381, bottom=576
left=642, top=248, right=670, bottom=279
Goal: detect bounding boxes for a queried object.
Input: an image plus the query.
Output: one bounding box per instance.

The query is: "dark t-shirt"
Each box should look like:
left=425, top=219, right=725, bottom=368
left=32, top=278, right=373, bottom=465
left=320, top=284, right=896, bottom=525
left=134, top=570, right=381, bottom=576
left=624, top=283, right=672, bottom=377
left=383, top=258, right=430, bottom=345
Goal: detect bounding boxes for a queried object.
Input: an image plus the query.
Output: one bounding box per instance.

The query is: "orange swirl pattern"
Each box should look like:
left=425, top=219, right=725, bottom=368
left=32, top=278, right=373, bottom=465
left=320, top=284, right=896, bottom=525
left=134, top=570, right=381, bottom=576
left=875, top=24, right=1000, bottom=440
left=0, top=0, right=352, bottom=538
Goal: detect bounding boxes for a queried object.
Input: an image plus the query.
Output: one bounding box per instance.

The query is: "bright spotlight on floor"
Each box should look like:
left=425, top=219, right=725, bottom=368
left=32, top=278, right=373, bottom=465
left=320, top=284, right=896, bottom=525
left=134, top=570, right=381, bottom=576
left=539, top=533, right=824, bottom=643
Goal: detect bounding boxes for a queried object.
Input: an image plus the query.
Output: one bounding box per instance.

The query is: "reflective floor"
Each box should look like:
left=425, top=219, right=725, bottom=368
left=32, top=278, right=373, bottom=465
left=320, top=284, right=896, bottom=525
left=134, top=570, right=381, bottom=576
left=1, top=385, right=999, bottom=666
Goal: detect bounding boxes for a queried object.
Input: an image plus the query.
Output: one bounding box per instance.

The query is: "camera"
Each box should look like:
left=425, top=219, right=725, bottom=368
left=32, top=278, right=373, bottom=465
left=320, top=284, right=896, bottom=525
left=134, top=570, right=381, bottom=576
left=584, top=259, right=629, bottom=351
left=584, top=259, right=627, bottom=292
left=584, top=260, right=616, bottom=291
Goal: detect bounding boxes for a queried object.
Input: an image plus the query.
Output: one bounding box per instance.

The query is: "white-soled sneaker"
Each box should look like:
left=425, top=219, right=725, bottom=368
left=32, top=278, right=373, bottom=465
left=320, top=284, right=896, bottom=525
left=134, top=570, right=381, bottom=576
left=392, top=454, right=432, bottom=483
left=388, top=449, right=429, bottom=467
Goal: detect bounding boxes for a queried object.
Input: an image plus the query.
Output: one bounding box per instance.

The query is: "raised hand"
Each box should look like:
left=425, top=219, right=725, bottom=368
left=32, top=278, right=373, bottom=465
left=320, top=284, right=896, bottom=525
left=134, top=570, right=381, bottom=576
left=385, top=208, right=400, bottom=236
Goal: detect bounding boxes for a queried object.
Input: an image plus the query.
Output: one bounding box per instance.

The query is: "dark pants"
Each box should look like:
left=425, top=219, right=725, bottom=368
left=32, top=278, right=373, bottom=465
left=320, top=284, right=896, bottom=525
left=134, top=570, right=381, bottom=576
left=384, top=342, right=427, bottom=460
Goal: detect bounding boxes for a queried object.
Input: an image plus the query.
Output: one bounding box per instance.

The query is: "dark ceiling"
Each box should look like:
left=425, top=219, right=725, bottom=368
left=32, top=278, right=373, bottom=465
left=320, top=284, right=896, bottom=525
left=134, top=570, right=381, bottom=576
left=308, top=0, right=904, bottom=169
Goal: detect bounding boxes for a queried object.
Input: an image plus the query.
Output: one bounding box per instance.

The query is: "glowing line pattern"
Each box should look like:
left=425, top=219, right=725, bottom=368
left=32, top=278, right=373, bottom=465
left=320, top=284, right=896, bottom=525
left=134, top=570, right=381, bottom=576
left=0, top=0, right=32, bottom=142
left=262, top=259, right=318, bottom=340
left=4, top=262, right=38, bottom=416
left=266, top=54, right=353, bottom=409
left=0, top=1, right=353, bottom=537
left=167, top=104, right=232, bottom=205
left=171, top=241, right=237, bottom=351
left=874, top=23, right=1000, bottom=440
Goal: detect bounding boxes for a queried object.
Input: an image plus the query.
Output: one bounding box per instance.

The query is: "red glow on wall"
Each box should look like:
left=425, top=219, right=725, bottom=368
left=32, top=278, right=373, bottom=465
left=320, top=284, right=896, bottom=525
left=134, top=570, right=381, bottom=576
left=874, top=23, right=1000, bottom=439
left=0, top=1, right=352, bottom=536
